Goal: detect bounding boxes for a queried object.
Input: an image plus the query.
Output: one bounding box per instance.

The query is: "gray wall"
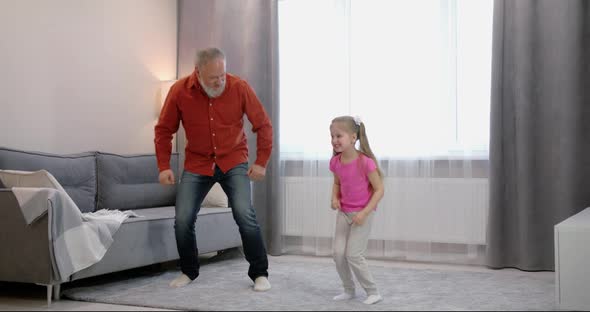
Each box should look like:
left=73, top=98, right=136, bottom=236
left=0, top=0, right=177, bottom=154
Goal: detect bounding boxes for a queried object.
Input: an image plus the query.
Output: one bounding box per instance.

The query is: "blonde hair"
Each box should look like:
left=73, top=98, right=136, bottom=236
left=331, top=116, right=383, bottom=177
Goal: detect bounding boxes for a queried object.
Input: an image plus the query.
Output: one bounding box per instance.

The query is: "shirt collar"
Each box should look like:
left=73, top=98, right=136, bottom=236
left=188, top=70, right=199, bottom=90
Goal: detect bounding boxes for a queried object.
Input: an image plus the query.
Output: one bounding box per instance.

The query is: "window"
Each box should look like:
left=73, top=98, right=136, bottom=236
left=279, top=0, right=493, bottom=159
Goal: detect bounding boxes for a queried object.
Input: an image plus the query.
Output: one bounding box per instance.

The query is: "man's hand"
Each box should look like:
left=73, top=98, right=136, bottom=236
left=248, top=164, right=266, bottom=181
left=158, top=169, right=176, bottom=185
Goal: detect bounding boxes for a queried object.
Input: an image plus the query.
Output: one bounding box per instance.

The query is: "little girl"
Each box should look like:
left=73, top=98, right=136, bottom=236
left=329, top=115, right=384, bottom=305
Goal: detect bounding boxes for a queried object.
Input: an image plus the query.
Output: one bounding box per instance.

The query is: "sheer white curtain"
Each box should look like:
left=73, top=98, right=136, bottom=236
left=278, top=0, right=493, bottom=265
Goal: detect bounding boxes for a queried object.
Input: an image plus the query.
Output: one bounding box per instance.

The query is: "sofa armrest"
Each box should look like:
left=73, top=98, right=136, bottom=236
left=0, top=189, right=54, bottom=285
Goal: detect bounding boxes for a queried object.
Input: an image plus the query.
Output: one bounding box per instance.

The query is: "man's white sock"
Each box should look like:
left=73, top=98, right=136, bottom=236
left=169, top=274, right=193, bottom=288
left=253, top=276, right=271, bottom=291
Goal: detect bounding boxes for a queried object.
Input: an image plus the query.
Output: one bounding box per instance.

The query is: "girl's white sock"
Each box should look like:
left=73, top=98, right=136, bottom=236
left=333, top=292, right=355, bottom=301
left=363, top=294, right=383, bottom=305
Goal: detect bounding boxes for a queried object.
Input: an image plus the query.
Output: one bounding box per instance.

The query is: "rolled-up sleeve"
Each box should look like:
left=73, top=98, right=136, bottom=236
left=154, top=84, right=180, bottom=172
left=241, top=81, right=273, bottom=168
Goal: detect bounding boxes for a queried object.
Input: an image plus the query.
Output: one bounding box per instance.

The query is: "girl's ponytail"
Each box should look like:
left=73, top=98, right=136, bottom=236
left=357, top=121, right=383, bottom=178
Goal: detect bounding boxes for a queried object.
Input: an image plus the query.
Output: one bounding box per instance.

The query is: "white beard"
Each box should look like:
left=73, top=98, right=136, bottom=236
left=199, top=79, right=226, bottom=98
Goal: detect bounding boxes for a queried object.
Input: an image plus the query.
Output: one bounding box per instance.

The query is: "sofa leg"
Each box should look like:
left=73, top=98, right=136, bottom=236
left=209, top=247, right=243, bottom=262
left=35, top=283, right=54, bottom=306
left=217, top=246, right=243, bottom=256
left=46, top=285, right=52, bottom=306
left=53, top=284, right=61, bottom=301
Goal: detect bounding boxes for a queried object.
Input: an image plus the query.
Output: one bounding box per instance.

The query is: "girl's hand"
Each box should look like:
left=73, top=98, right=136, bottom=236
left=352, top=210, right=368, bottom=225
left=331, top=198, right=341, bottom=210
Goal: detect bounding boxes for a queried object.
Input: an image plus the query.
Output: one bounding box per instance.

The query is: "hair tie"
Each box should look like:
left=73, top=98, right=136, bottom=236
left=353, top=116, right=362, bottom=126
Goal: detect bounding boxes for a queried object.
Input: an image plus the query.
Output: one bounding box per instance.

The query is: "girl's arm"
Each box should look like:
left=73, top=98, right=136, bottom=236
left=352, top=170, right=384, bottom=224
left=331, top=174, right=341, bottom=210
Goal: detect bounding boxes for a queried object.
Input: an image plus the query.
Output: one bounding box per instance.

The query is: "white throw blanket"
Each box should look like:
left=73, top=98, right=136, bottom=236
left=0, top=169, right=137, bottom=282
left=10, top=187, right=136, bottom=282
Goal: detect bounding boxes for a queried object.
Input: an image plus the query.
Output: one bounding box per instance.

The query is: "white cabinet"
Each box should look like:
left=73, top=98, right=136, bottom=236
left=555, top=207, right=590, bottom=310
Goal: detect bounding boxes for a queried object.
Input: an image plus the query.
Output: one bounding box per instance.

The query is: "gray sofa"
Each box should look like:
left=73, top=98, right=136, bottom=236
left=0, top=147, right=242, bottom=304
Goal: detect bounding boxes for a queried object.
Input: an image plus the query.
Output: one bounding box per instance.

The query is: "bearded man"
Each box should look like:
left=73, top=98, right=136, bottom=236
left=154, top=47, right=272, bottom=291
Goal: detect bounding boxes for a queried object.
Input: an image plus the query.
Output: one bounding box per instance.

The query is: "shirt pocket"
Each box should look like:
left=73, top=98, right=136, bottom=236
left=179, top=93, right=210, bottom=127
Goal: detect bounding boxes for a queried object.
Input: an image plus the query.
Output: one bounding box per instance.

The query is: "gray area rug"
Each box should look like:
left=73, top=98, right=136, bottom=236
left=62, top=254, right=556, bottom=311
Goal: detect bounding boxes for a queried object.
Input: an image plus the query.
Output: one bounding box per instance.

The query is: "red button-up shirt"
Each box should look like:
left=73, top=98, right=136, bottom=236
left=154, top=71, right=273, bottom=176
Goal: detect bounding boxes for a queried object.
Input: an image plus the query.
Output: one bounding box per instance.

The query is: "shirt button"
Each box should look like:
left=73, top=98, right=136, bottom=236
left=214, top=146, right=217, bottom=149
left=210, top=118, right=213, bottom=121
left=209, top=103, right=212, bottom=106
left=212, top=133, right=216, bottom=136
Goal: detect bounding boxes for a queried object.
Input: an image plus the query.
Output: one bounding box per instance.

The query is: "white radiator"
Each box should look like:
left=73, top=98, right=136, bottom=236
left=282, top=176, right=488, bottom=245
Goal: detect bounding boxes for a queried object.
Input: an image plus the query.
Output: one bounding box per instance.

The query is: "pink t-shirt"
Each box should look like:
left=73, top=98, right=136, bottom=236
left=329, top=153, right=377, bottom=213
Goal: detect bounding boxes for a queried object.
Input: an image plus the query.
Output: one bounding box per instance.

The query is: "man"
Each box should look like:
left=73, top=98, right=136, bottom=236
left=154, top=47, right=272, bottom=291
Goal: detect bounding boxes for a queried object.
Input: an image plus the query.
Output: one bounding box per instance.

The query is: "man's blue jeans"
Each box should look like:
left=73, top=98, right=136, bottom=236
left=174, top=162, right=268, bottom=281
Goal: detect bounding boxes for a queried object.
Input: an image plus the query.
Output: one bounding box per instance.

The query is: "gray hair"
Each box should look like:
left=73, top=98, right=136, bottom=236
left=195, top=47, right=226, bottom=69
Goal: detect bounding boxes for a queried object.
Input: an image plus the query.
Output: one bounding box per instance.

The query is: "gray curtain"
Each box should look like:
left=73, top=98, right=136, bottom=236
left=177, top=0, right=282, bottom=255
left=487, top=0, right=590, bottom=271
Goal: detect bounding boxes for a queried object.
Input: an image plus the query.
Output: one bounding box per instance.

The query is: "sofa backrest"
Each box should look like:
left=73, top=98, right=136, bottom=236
left=0, top=147, right=97, bottom=213
left=96, top=152, right=178, bottom=211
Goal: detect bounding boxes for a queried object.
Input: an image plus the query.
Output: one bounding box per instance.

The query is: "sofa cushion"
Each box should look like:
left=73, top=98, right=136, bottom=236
left=69, top=205, right=241, bottom=281
left=97, top=152, right=178, bottom=211
left=203, top=182, right=229, bottom=208
left=0, top=147, right=97, bottom=213
left=123, top=206, right=232, bottom=223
